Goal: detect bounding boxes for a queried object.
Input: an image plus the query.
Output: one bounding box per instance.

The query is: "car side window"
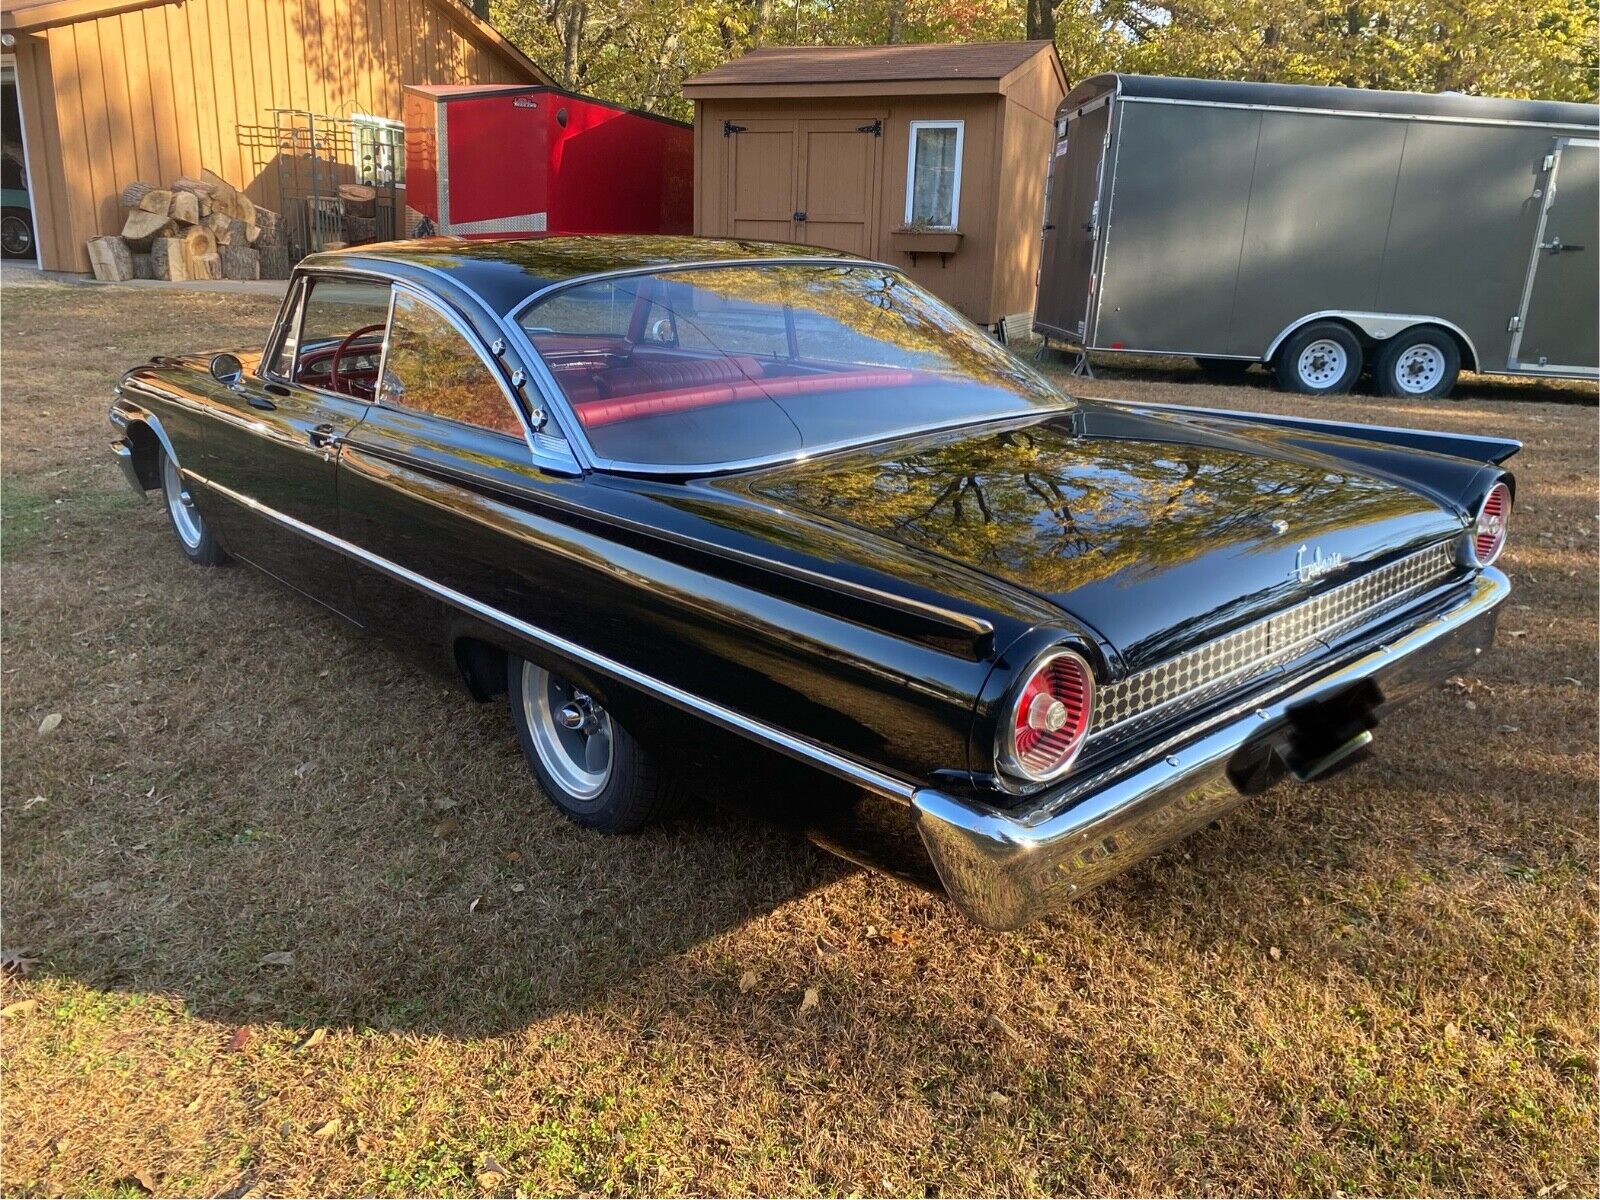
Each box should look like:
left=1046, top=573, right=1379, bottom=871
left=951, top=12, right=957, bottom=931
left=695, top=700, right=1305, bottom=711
left=379, top=291, right=525, bottom=439
left=271, top=276, right=392, bottom=398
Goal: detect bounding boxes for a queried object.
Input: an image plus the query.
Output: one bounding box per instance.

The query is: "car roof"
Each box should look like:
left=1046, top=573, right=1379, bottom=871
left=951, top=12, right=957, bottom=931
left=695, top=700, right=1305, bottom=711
left=300, top=235, right=866, bottom=317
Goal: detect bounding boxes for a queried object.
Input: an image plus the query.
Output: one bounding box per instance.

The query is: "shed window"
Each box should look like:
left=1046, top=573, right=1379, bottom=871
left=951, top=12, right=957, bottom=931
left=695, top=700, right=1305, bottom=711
left=905, top=121, right=964, bottom=230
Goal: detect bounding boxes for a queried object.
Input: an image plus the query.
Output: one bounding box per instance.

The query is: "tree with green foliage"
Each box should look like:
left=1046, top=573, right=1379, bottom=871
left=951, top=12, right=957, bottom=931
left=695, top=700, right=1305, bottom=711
left=489, top=0, right=1597, bottom=121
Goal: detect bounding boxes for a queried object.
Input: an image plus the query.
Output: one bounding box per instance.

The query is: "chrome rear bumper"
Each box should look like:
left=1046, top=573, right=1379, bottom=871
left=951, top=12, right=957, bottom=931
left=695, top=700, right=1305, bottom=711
left=911, top=568, right=1508, bottom=930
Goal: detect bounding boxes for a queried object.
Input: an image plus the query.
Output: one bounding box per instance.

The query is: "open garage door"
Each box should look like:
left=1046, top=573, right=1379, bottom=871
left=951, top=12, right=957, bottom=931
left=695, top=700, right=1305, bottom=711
left=1, top=58, right=37, bottom=261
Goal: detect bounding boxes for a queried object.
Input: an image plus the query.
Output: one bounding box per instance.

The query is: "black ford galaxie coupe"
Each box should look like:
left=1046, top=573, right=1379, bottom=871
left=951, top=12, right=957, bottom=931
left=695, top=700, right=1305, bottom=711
left=109, top=237, right=1516, bottom=928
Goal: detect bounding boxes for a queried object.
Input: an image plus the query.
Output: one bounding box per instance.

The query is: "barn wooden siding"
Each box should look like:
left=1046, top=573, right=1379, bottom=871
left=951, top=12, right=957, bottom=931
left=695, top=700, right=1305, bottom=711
left=11, top=0, right=546, bottom=271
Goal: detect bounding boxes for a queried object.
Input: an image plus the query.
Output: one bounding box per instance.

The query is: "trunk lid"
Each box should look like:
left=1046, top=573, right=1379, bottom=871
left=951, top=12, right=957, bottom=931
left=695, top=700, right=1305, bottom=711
left=740, top=404, right=1464, bottom=671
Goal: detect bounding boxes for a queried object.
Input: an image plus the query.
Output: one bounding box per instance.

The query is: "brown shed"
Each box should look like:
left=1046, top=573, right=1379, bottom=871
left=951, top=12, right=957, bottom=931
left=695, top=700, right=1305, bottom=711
left=1, top=0, right=551, bottom=272
left=685, top=41, right=1065, bottom=332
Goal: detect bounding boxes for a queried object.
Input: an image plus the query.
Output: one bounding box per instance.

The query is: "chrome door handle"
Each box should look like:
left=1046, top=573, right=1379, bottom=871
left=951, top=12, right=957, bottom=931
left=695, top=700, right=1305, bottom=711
left=308, top=424, right=343, bottom=450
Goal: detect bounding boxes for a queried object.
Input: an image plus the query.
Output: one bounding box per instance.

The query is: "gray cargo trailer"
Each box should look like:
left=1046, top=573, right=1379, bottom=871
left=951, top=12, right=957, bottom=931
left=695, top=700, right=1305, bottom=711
left=1035, top=74, right=1599, bottom=397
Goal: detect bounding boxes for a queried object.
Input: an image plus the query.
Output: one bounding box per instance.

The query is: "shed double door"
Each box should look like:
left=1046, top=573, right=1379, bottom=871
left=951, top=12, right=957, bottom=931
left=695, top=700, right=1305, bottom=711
left=725, top=117, right=882, bottom=256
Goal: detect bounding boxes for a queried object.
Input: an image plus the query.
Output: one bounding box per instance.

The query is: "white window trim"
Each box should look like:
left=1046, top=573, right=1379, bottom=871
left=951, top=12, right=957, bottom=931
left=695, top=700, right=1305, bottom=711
left=904, top=120, right=965, bottom=230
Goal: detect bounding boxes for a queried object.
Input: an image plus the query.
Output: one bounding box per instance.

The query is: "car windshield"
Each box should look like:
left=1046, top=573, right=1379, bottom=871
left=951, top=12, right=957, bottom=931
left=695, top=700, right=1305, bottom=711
left=516, top=263, right=1067, bottom=468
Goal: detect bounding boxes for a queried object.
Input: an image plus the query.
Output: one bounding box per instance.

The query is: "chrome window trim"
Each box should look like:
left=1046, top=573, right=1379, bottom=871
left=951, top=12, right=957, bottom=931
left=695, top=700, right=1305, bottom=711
left=559, top=406, right=1079, bottom=479
left=260, top=275, right=307, bottom=384
left=181, top=466, right=920, bottom=805
left=378, top=281, right=545, bottom=451
left=505, top=255, right=894, bottom=324
left=287, top=264, right=582, bottom=476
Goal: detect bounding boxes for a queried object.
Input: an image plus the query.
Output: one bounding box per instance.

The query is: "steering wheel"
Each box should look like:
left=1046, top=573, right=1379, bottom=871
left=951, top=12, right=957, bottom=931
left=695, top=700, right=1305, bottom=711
left=328, top=323, right=386, bottom=398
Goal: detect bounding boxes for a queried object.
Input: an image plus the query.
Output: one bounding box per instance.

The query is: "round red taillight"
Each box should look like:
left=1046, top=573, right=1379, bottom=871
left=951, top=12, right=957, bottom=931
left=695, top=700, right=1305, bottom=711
left=1472, top=481, right=1511, bottom=566
left=1001, top=649, right=1095, bottom=783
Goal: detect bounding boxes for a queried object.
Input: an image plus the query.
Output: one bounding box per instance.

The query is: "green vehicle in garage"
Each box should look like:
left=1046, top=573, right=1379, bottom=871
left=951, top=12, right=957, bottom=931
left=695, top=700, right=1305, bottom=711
left=1036, top=75, right=1599, bottom=398
left=2, top=149, right=35, bottom=260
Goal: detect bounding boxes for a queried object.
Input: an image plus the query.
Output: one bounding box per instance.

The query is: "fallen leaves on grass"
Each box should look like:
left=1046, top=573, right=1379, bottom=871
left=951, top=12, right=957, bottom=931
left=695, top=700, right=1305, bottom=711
left=296, top=1027, right=327, bottom=1052
left=226, top=1027, right=252, bottom=1053
left=309, top=1118, right=342, bottom=1139
left=258, top=950, right=294, bottom=968
left=434, top=816, right=461, bottom=839
left=737, top=970, right=757, bottom=994
left=1, top=998, right=39, bottom=1018
left=799, top=987, right=819, bottom=1012
left=475, top=1152, right=509, bottom=1190
left=36, top=712, right=61, bottom=735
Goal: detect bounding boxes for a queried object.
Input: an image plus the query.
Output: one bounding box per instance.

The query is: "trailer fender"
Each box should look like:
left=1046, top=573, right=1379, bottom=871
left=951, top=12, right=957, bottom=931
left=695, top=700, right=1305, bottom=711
left=1264, top=311, right=1479, bottom=372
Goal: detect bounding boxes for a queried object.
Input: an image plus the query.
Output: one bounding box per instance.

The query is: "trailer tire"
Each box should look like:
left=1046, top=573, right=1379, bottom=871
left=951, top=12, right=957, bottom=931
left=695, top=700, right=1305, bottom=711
left=1274, top=323, right=1363, bottom=395
left=1373, top=327, right=1461, bottom=399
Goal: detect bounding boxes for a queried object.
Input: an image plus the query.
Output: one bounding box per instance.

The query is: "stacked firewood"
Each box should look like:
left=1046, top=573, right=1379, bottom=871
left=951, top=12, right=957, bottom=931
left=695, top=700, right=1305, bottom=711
left=85, top=169, right=291, bottom=282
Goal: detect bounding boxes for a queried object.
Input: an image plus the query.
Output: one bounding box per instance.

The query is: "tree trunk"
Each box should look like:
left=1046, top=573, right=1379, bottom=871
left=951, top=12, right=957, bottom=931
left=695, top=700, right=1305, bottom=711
left=221, top=244, right=261, bottom=280
left=886, top=0, right=905, bottom=43
left=86, top=235, right=134, bottom=281
left=561, top=2, right=585, bottom=86
left=150, top=237, right=190, bottom=281
left=749, top=0, right=773, bottom=44
left=122, top=209, right=175, bottom=244
left=1026, top=0, right=1056, bottom=40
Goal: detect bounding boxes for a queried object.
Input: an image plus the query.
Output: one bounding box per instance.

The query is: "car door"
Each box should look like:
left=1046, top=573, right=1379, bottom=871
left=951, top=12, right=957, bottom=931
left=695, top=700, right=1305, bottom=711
left=334, top=283, right=577, bottom=659
left=198, top=272, right=390, bottom=616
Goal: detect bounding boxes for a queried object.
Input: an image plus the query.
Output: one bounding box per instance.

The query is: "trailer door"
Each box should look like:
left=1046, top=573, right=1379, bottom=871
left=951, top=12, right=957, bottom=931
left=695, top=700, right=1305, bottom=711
left=1511, top=137, right=1598, bottom=375
left=1035, top=101, right=1110, bottom=344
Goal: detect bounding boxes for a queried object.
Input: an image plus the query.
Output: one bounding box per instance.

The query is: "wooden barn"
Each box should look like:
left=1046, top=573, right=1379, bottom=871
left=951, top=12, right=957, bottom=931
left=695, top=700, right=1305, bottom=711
left=0, top=0, right=552, bottom=272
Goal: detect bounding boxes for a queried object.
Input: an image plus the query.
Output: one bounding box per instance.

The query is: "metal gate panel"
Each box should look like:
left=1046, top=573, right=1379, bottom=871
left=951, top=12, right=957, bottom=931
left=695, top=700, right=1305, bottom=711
left=1034, top=101, right=1111, bottom=343
left=1511, top=138, right=1599, bottom=375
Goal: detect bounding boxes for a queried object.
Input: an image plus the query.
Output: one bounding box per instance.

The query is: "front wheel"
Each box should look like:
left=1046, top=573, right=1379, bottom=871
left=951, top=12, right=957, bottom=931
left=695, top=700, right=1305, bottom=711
left=158, top=446, right=226, bottom=565
left=1373, top=327, right=1461, bottom=399
left=1273, top=322, right=1363, bottom=395
left=508, top=658, right=686, bottom=833
left=1, top=208, right=34, bottom=259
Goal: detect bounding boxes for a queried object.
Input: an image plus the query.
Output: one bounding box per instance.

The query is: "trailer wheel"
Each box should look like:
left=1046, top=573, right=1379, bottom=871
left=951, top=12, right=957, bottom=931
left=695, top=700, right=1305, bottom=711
left=1274, top=323, right=1362, bottom=395
left=1373, top=327, right=1461, bottom=399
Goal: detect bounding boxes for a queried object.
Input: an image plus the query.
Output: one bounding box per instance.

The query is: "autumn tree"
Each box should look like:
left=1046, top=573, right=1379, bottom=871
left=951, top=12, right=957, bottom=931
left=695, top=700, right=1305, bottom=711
left=489, top=0, right=1597, bottom=119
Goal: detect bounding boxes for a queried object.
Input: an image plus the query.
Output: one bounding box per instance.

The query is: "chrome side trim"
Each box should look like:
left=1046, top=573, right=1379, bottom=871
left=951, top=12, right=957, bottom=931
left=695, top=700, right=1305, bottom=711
left=181, top=468, right=920, bottom=805
left=913, top=568, right=1509, bottom=929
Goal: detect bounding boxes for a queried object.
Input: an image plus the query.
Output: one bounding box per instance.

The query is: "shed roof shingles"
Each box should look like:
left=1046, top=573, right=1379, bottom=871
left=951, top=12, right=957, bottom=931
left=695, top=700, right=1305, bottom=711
left=684, top=41, right=1055, bottom=88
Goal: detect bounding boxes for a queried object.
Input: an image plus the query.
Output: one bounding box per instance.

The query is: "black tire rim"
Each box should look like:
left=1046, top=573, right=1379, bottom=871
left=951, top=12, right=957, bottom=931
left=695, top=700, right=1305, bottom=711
left=1, top=215, right=32, bottom=256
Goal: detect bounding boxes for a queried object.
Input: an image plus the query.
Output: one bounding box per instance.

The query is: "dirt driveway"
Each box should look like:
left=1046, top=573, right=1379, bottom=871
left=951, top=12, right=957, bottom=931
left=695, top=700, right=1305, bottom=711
left=3, top=282, right=1595, bottom=1196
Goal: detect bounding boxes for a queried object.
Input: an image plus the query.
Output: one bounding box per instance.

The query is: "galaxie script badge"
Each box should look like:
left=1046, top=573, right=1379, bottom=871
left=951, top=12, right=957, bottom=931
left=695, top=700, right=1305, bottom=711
left=1295, top=543, right=1344, bottom=583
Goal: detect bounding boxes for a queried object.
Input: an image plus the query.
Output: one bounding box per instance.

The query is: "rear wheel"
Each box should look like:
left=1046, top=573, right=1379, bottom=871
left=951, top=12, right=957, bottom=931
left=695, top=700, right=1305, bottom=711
left=508, top=658, right=685, bottom=833
left=1273, top=322, right=1362, bottom=395
left=158, top=445, right=226, bottom=565
left=1373, top=327, right=1461, bottom=399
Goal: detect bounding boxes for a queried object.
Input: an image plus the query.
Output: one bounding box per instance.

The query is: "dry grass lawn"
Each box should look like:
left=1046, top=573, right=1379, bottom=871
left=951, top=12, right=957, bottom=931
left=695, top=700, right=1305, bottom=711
left=2, top=280, right=1596, bottom=1197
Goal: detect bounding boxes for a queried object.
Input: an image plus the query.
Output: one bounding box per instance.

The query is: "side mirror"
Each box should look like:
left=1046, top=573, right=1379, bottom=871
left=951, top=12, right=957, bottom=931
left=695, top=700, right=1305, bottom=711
left=209, top=352, right=244, bottom=388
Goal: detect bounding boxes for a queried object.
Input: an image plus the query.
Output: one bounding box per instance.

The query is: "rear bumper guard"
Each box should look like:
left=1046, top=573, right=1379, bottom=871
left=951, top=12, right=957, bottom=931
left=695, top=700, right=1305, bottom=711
left=912, top=568, right=1509, bottom=930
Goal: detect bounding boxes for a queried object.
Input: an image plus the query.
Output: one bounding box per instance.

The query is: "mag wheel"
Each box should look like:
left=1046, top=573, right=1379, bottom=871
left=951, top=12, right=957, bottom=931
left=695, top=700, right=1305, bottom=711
left=508, top=658, right=686, bottom=833
left=158, top=445, right=226, bottom=565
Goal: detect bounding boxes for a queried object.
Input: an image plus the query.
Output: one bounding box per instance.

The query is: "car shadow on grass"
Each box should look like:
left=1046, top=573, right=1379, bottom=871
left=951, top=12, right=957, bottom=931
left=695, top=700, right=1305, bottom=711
left=2, top=514, right=871, bottom=1039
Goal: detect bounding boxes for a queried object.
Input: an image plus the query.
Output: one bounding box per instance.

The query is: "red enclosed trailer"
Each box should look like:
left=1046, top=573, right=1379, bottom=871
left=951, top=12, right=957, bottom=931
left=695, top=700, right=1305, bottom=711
left=404, top=84, right=693, bottom=238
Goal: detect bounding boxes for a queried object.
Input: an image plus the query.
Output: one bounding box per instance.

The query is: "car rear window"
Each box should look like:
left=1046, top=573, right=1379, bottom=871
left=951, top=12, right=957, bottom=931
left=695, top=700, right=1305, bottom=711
left=516, top=264, right=1064, bottom=469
